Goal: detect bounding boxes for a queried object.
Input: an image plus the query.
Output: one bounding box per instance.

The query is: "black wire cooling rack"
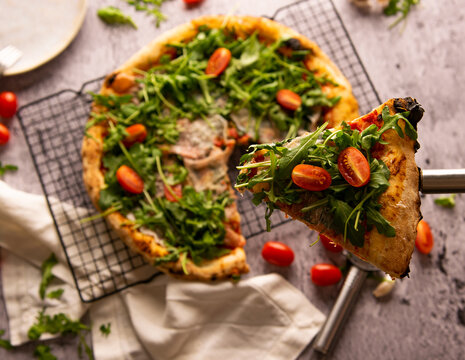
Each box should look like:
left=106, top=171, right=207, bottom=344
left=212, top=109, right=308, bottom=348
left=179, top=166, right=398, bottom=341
left=17, top=0, right=381, bottom=303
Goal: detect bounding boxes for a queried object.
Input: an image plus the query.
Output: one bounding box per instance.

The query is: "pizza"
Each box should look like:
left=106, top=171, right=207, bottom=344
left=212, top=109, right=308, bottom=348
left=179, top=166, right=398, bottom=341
left=82, top=15, right=359, bottom=280
left=236, top=98, right=424, bottom=278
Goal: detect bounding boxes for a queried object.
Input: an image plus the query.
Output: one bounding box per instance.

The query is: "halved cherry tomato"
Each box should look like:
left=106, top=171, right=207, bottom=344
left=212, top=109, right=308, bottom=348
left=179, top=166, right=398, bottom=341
left=123, top=124, right=147, bottom=147
left=205, top=48, right=231, bottom=76
left=276, top=89, right=302, bottom=111
left=0, top=124, right=10, bottom=145
left=311, top=263, right=342, bottom=286
left=337, top=147, right=370, bottom=187
left=291, top=164, right=332, bottom=191
left=319, top=234, right=343, bottom=253
left=227, top=127, right=239, bottom=139
left=164, top=184, right=183, bottom=202
left=415, top=219, right=434, bottom=254
left=116, top=165, right=144, bottom=194
left=0, top=92, right=18, bottom=118
left=261, top=241, right=295, bottom=267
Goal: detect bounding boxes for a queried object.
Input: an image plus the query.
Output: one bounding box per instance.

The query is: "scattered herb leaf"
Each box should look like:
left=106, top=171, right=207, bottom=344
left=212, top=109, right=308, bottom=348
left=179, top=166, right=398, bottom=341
left=99, top=323, right=111, bottom=337
left=126, top=0, right=168, bottom=27
left=434, top=194, right=456, bottom=208
left=0, top=162, right=18, bottom=176
left=34, top=345, right=57, bottom=360
left=0, top=330, right=13, bottom=350
left=384, top=0, right=420, bottom=29
left=46, top=288, right=64, bottom=300
left=97, top=6, right=138, bottom=29
left=39, top=253, right=58, bottom=300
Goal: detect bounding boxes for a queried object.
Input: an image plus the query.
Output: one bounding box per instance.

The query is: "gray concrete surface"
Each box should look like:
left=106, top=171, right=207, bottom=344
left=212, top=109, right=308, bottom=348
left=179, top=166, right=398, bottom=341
left=1, top=0, right=464, bottom=359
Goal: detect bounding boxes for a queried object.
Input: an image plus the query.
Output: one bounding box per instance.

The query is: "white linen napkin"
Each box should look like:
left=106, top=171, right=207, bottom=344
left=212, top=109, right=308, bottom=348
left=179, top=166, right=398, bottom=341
left=0, top=180, right=325, bottom=359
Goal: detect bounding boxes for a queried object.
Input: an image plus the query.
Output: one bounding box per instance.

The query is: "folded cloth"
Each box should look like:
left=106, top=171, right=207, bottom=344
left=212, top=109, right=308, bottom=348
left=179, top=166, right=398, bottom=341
left=0, top=180, right=326, bottom=359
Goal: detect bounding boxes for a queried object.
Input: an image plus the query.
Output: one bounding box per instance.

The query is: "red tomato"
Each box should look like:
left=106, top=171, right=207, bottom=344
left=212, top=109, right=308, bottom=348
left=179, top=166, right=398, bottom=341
left=261, top=241, right=295, bottom=266
left=311, top=263, right=342, bottom=286
left=319, top=234, right=343, bottom=253
left=415, top=220, right=434, bottom=254
left=0, top=123, right=10, bottom=145
left=164, top=184, right=183, bottom=202
left=291, top=164, right=332, bottom=191
left=183, top=0, right=203, bottom=4
left=123, top=124, right=147, bottom=147
left=116, top=165, right=144, bottom=194
left=276, top=89, right=302, bottom=111
left=337, top=147, right=370, bottom=187
left=205, top=48, right=231, bottom=76
left=347, top=110, right=380, bottom=132
left=0, top=92, right=18, bottom=118
left=227, top=127, right=239, bottom=139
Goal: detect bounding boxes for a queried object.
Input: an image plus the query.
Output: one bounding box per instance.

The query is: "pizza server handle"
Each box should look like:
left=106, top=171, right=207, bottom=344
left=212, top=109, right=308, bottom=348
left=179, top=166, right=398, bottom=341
left=420, top=169, right=465, bottom=193
left=313, top=265, right=368, bottom=355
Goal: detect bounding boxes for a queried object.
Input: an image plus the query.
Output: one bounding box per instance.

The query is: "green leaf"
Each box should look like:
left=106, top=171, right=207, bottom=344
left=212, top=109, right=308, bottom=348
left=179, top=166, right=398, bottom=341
left=329, top=197, right=365, bottom=247
left=39, top=253, right=58, bottom=300
left=0, top=162, right=18, bottom=176
left=46, top=288, right=64, bottom=299
left=97, top=7, right=137, bottom=29
left=99, top=323, right=111, bottom=337
left=34, top=345, right=57, bottom=360
left=0, top=330, right=13, bottom=350
left=434, top=194, right=456, bottom=208
left=366, top=206, right=396, bottom=237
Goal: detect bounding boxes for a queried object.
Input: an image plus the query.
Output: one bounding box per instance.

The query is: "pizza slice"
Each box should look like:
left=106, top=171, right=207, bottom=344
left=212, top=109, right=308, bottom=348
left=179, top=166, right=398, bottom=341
left=235, top=98, right=424, bottom=278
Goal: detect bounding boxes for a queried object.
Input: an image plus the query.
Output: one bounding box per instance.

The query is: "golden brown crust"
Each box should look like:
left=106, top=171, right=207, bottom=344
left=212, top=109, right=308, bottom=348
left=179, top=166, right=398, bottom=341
left=82, top=15, right=358, bottom=280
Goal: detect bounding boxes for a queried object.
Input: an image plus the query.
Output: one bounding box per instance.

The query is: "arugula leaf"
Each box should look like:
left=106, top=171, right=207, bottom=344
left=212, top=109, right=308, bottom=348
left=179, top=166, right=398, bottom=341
left=97, top=7, right=137, bottom=29
left=434, top=194, right=456, bottom=208
left=0, top=330, right=13, bottom=350
left=46, top=288, right=64, bottom=300
left=366, top=206, right=396, bottom=237
left=126, top=0, right=168, bottom=27
left=329, top=197, right=365, bottom=247
left=39, top=253, right=58, bottom=300
left=99, top=323, right=111, bottom=337
left=34, top=345, right=56, bottom=360
left=0, top=162, right=18, bottom=176
left=384, top=0, right=420, bottom=29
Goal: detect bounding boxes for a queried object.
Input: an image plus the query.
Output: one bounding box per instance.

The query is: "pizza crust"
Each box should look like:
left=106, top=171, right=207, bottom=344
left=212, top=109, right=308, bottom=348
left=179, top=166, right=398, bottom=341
left=82, top=15, right=358, bottom=280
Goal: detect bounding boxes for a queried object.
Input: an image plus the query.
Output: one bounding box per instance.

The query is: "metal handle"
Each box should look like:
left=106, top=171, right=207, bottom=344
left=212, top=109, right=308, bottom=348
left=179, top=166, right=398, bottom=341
left=420, top=169, right=465, bottom=193
left=313, top=266, right=368, bottom=355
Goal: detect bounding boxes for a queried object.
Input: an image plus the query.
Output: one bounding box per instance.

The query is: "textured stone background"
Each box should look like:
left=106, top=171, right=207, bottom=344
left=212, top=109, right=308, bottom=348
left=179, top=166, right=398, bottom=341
left=1, top=0, right=464, bottom=359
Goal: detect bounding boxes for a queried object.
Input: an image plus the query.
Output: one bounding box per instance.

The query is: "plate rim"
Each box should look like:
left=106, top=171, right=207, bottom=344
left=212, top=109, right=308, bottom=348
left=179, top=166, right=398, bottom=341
left=4, top=0, right=88, bottom=76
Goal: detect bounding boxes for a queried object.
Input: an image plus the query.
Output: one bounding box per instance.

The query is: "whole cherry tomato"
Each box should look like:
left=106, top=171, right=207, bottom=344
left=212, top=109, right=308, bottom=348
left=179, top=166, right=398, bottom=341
left=319, top=234, right=343, bottom=253
left=311, top=263, right=342, bottom=286
left=116, top=165, right=144, bottom=194
left=205, top=48, right=231, bottom=76
left=183, top=0, right=203, bottom=4
left=0, top=92, right=18, bottom=118
left=276, top=89, right=302, bottom=111
left=337, top=147, right=370, bottom=187
left=261, top=241, right=295, bottom=266
left=0, top=123, right=10, bottom=145
left=123, top=124, right=147, bottom=147
left=164, top=184, right=183, bottom=202
left=415, top=219, right=434, bottom=254
left=291, top=164, right=332, bottom=191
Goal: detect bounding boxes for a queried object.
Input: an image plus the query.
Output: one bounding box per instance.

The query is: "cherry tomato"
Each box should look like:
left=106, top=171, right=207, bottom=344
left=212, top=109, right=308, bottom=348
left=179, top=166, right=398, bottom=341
left=0, top=92, right=18, bottom=118
left=164, top=184, right=183, bottom=202
left=276, top=89, right=301, bottom=111
left=227, top=127, right=239, bottom=139
left=311, top=263, right=342, bottom=286
left=415, top=219, right=434, bottom=254
left=123, top=124, right=147, bottom=147
left=116, top=165, right=144, bottom=194
left=205, top=48, right=231, bottom=76
left=0, top=124, right=10, bottom=145
left=261, top=241, right=295, bottom=267
left=183, top=0, right=203, bottom=4
left=337, top=147, right=370, bottom=187
left=291, top=164, right=332, bottom=191
left=319, top=234, right=343, bottom=253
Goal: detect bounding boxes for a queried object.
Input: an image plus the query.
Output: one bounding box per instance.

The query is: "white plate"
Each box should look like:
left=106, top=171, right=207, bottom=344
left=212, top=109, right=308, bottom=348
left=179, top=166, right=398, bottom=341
left=0, top=0, right=88, bottom=76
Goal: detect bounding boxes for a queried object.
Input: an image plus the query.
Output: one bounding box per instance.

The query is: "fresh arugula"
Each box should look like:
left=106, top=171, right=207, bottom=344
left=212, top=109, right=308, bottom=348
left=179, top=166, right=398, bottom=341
left=39, top=253, right=58, bottom=300
left=97, top=6, right=138, bottom=29
left=236, top=106, right=417, bottom=247
left=434, top=194, right=456, bottom=208
left=0, top=162, right=18, bottom=176
left=34, top=345, right=56, bottom=360
left=384, top=0, right=420, bottom=29
left=28, top=311, right=93, bottom=360
left=46, top=288, right=64, bottom=300
left=99, top=323, right=111, bottom=337
left=126, top=0, right=168, bottom=27
left=0, top=330, right=13, bottom=350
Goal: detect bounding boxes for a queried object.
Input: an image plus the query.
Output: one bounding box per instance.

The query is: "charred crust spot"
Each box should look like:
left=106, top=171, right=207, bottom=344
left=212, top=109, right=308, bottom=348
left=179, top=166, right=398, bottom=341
left=400, top=266, right=410, bottom=278
left=284, top=38, right=302, bottom=50
left=389, top=154, right=406, bottom=177
left=393, top=97, right=424, bottom=130
left=105, top=72, right=118, bottom=88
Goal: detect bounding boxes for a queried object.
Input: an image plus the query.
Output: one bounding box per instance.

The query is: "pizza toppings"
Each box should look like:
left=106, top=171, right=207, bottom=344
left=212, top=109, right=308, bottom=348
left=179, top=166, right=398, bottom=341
left=116, top=165, right=145, bottom=194
left=123, top=124, right=147, bottom=147
left=205, top=47, right=231, bottom=76
left=291, top=164, right=332, bottom=191
left=337, top=147, right=370, bottom=187
left=276, top=89, right=302, bottom=111
left=236, top=105, right=418, bottom=247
